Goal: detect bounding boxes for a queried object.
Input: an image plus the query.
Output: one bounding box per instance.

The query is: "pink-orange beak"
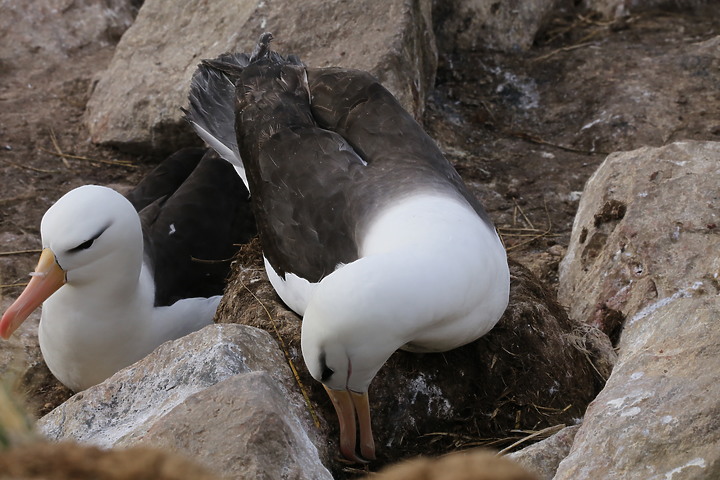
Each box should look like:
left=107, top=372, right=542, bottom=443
left=324, top=385, right=375, bottom=462
left=1, top=248, right=66, bottom=339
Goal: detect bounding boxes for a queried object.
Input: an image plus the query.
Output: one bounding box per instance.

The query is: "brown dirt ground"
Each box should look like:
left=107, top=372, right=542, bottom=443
left=427, top=5, right=720, bottom=284
left=0, top=0, right=718, bottom=450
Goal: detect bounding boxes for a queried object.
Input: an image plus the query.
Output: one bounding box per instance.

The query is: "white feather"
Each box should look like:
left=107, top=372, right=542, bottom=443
left=189, top=121, right=249, bottom=189
left=300, top=193, right=509, bottom=393
left=264, top=256, right=317, bottom=316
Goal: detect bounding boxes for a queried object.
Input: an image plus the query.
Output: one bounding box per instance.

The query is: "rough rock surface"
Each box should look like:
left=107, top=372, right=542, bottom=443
left=216, top=238, right=614, bottom=477
left=581, top=0, right=712, bottom=18
left=133, top=372, right=333, bottom=480
left=559, top=141, right=720, bottom=335
left=555, top=295, right=720, bottom=479
left=555, top=141, right=720, bottom=479
left=85, top=0, right=436, bottom=153
left=38, top=324, right=331, bottom=479
left=434, top=0, right=561, bottom=52
left=507, top=426, right=580, bottom=480
left=0, top=0, right=138, bottom=62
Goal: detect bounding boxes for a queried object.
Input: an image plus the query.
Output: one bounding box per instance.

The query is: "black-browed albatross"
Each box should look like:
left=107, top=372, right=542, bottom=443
left=0, top=148, right=256, bottom=392
left=186, top=34, right=510, bottom=462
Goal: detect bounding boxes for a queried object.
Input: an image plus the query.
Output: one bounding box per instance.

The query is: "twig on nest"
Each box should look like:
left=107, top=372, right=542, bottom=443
left=503, top=199, right=554, bottom=252
left=502, top=232, right=561, bottom=239
left=512, top=198, right=535, bottom=230
left=49, top=128, right=71, bottom=168
left=422, top=431, right=519, bottom=451
left=499, top=227, right=550, bottom=233
left=342, top=466, right=370, bottom=476
left=237, top=277, right=322, bottom=430
left=504, top=225, right=552, bottom=252
left=1, top=159, right=58, bottom=174
left=534, top=40, right=597, bottom=63
left=576, top=13, right=616, bottom=27
left=189, top=256, right=234, bottom=264
left=39, top=147, right=137, bottom=169
left=539, top=12, right=637, bottom=57
left=498, top=226, right=560, bottom=239
left=568, top=324, right=610, bottom=381
left=422, top=431, right=475, bottom=441
left=534, top=21, right=609, bottom=63
left=497, top=424, right=566, bottom=455
left=0, top=249, right=41, bottom=257
left=531, top=403, right=573, bottom=414
left=0, top=282, right=28, bottom=290
left=505, top=130, right=607, bottom=155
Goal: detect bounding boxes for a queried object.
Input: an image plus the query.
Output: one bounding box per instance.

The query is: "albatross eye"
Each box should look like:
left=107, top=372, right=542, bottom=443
left=68, top=225, right=108, bottom=253
left=69, top=238, right=95, bottom=253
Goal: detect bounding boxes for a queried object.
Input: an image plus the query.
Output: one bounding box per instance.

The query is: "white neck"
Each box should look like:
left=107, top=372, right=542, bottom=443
left=38, top=262, right=218, bottom=391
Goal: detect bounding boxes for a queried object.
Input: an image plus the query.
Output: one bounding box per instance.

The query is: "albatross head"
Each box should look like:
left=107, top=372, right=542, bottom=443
left=0, top=185, right=143, bottom=339
left=301, top=328, right=379, bottom=463
left=300, top=270, right=408, bottom=463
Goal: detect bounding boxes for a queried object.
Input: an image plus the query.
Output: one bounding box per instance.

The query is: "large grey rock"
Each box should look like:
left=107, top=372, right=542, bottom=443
left=555, top=297, right=720, bottom=479
left=85, top=0, right=437, bottom=153
left=38, top=324, right=330, bottom=479
left=434, top=0, right=560, bottom=52
left=559, top=141, right=720, bottom=333
left=0, top=0, right=138, bottom=63
left=508, top=426, right=580, bottom=480
left=555, top=141, right=720, bottom=479
left=132, top=372, right=333, bottom=480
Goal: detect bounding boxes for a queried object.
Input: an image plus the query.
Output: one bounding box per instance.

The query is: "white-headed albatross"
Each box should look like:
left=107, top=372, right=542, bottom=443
left=186, top=34, right=510, bottom=462
left=0, top=148, right=256, bottom=392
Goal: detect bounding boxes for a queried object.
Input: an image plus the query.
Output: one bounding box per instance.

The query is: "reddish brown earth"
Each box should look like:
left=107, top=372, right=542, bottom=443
left=0, top=2, right=718, bottom=440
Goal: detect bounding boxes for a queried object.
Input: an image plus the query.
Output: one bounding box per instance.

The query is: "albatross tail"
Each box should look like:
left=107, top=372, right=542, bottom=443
left=185, top=33, right=304, bottom=190
left=185, top=50, right=251, bottom=187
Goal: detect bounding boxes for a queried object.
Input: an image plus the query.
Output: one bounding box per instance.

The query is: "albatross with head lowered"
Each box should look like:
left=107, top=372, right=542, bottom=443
left=186, top=33, right=510, bottom=462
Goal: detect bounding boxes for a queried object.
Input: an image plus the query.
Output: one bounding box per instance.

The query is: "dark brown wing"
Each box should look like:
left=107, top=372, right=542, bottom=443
left=136, top=149, right=256, bottom=306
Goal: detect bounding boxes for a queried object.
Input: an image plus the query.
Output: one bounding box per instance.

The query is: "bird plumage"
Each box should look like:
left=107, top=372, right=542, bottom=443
left=0, top=149, right=256, bottom=391
left=186, top=33, right=510, bottom=462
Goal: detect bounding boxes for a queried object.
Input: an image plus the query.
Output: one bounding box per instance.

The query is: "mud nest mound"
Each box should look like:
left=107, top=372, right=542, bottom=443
left=216, top=238, right=615, bottom=476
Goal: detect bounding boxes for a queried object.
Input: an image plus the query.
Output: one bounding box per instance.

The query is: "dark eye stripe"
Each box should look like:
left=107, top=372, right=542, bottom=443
left=68, top=224, right=109, bottom=253
left=69, top=238, right=95, bottom=252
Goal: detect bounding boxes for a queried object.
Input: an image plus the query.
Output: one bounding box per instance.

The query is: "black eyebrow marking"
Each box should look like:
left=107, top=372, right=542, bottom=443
left=68, top=224, right=110, bottom=253
left=320, top=352, right=334, bottom=382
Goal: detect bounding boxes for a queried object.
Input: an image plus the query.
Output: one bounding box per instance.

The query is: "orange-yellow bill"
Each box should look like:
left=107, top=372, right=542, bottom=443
left=0, top=248, right=65, bottom=339
left=351, top=390, right=375, bottom=460
left=323, top=385, right=375, bottom=462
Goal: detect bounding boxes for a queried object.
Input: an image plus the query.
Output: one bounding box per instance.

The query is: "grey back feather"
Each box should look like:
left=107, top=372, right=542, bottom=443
left=185, top=34, right=305, bottom=191
left=185, top=52, right=251, bottom=187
